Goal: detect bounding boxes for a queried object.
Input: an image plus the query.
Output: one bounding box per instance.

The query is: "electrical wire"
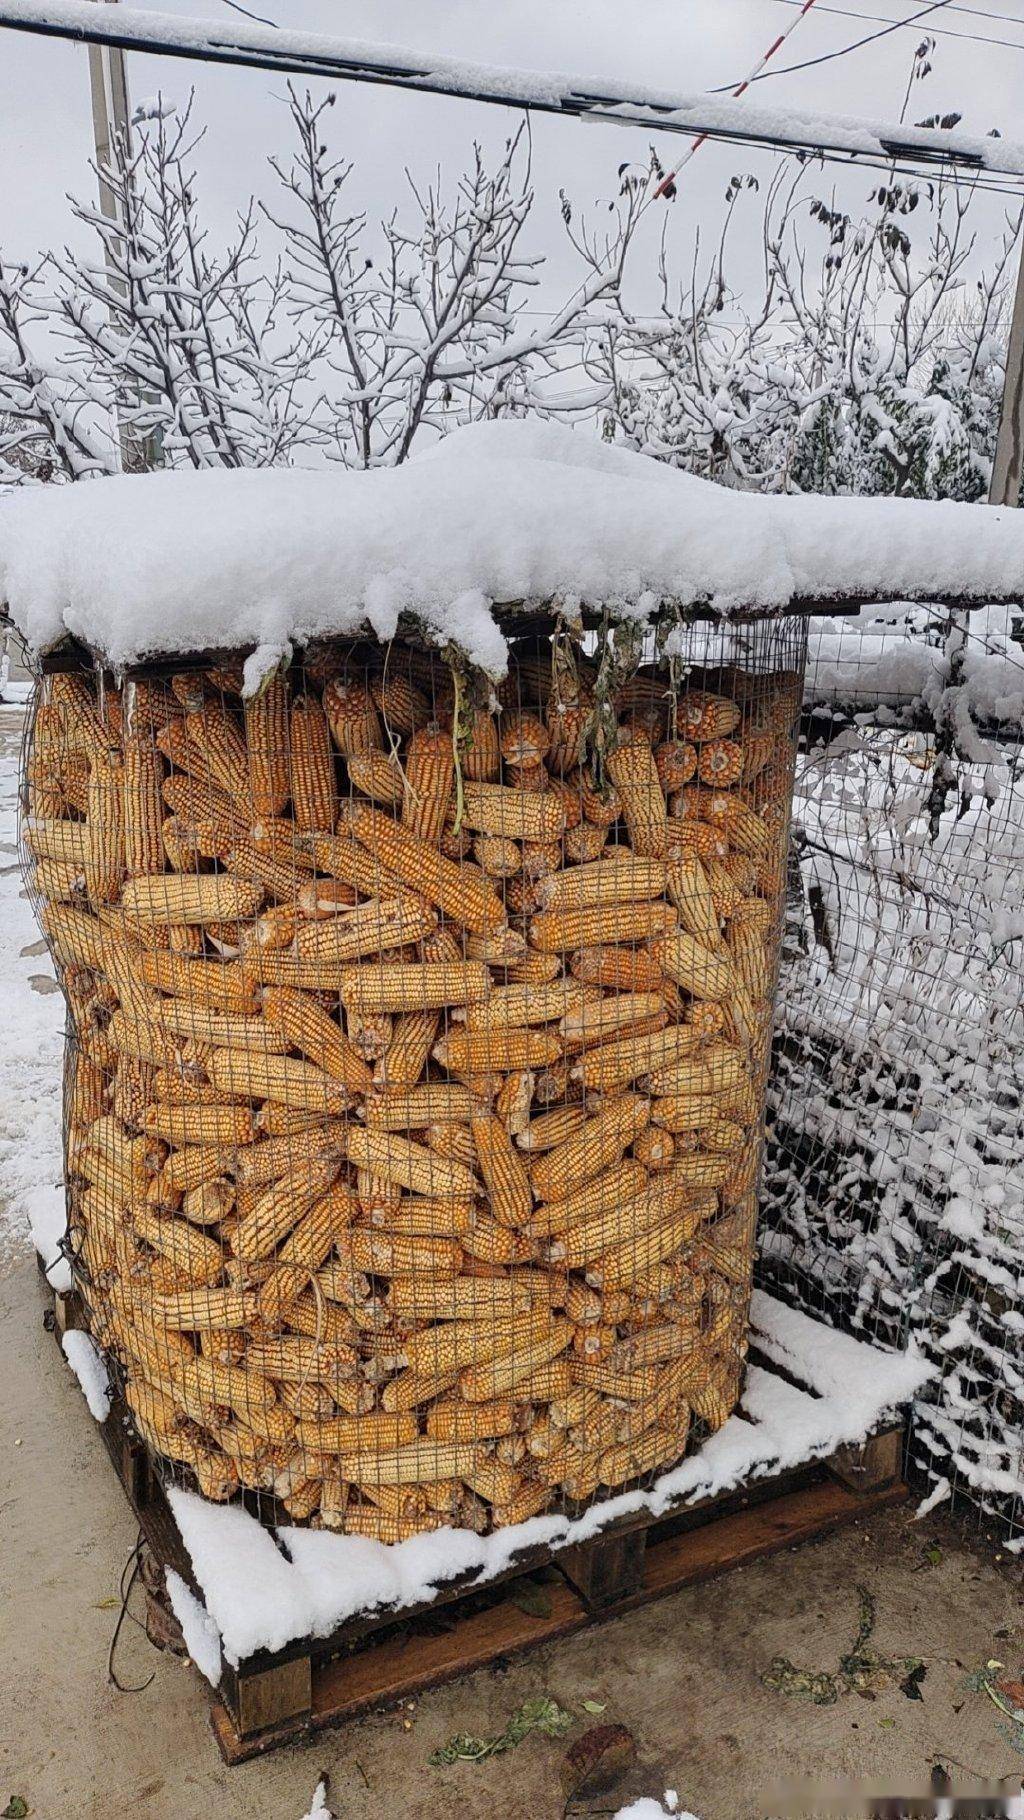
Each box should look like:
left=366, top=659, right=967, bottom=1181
left=734, top=0, right=956, bottom=80
left=770, top=0, right=1024, bottom=50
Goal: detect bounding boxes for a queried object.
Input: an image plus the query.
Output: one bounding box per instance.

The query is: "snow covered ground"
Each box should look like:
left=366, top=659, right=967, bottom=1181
left=0, top=692, right=64, bottom=1281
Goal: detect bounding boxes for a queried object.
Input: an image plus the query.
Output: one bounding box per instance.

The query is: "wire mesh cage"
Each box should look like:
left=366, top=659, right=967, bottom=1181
left=759, top=602, right=1024, bottom=1545
left=22, top=613, right=806, bottom=1540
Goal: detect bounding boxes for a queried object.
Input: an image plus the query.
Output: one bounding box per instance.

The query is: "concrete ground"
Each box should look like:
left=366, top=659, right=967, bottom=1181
left=2, top=1251, right=1023, bottom=1820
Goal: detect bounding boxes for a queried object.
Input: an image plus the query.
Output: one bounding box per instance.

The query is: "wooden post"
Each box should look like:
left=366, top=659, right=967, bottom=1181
left=559, top=1529, right=647, bottom=1612
left=990, top=232, right=1024, bottom=507
left=828, top=1426, right=903, bottom=1495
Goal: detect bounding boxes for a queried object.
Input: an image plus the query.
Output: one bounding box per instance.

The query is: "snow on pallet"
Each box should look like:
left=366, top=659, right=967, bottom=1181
left=48, top=1276, right=929, bottom=1759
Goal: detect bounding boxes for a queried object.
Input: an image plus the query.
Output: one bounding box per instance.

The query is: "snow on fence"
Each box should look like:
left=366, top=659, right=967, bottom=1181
left=761, top=609, right=1024, bottom=1543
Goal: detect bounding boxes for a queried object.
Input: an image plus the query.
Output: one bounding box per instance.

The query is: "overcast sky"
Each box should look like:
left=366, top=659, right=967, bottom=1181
left=3, top=0, right=1024, bottom=321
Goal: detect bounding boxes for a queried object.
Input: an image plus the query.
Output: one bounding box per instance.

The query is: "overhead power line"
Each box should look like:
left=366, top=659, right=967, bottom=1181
left=770, top=0, right=1024, bottom=53
left=2, top=0, right=1024, bottom=194
left=737, top=0, right=957, bottom=81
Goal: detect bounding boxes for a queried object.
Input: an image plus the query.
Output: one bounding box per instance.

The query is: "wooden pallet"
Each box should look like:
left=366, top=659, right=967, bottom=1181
left=43, top=1269, right=914, bottom=1763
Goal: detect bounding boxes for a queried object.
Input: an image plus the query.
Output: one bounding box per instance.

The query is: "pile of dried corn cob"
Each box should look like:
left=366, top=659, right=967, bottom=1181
left=25, top=636, right=800, bottom=1540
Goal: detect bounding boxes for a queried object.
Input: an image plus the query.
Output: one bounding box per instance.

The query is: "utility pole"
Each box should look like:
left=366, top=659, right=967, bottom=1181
left=989, top=237, right=1024, bottom=508
left=86, top=0, right=140, bottom=470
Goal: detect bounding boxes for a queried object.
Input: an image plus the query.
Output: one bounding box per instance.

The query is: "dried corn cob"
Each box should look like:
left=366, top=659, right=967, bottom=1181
left=655, top=930, right=736, bottom=1001
left=324, top=678, right=383, bottom=757
left=345, top=749, right=404, bottom=806
left=120, top=874, right=262, bottom=926
left=260, top=984, right=372, bottom=1093
left=141, top=1103, right=254, bottom=1147
left=290, top=693, right=336, bottom=831
left=402, top=723, right=453, bottom=842
left=347, top=1127, right=478, bottom=1202
left=426, top=1398, right=519, bottom=1442
left=469, top=1107, right=533, bottom=1231
left=529, top=900, right=676, bottom=954
left=287, top=895, right=438, bottom=965
left=605, top=734, right=667, bottom=858
left=243, top=674, right=291, bottom=817
left=549, top=1174, right=709, bottom=1270
left=374, top=1010, right=439, bottom=1088
left=150, top=1286, right=257, bottom=1331
left=525, top=1159, right=651, bottom=1239
left=434, top=1027, right=563, bottom=1077
left=530, top=1093, right=651, bottom=1206
left=339, top=961, right=488, bottom=1014
left=349, top=805, right=505, bottom=934
left=538, top=852, right=667, bottom=913
left=460, top=708, right=501, bottom=782
left=333, top=1441, right=485, bottom=1486
left=462, top=979, right=597, bottom=1032
left=122, top=742, right=165, bottom=877
left=208, top=1050, right=354, bottom=1117
left=459, top=782, right=564, bottom=844
left=679, top=692, right=741, bottom=742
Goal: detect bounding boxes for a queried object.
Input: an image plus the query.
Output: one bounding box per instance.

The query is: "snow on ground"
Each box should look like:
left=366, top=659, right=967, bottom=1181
left=5, top=421, right=1024, bottom=675
left=60, top=1328, right=111, bottom=1421
left=0, top=700, right=64, bottom=1275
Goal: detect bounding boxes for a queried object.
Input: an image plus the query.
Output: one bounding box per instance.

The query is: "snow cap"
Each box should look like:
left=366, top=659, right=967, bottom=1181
left=2, top=420, right=1022, bottom=676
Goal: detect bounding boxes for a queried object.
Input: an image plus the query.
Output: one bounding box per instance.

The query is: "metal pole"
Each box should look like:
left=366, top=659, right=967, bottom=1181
left=87, top=0, right=130, bottom=240
left=989, top=237, right=1024, bottom=507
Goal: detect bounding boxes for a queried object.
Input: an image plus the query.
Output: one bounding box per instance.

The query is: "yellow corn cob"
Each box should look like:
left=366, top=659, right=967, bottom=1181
left=369, top=672, right=432, bottom=737
left=290, top=693, right=336, bottom=832
left=345, top=749, right=404, bottom=806
left=632, top=1126, right=677, bottom=1172
left=151, top=1003, right=290, bottom=1056
left=369, top=1198, right=474, bottom=1240
left=122, top=742, right=165, bottom=877
left=529, top=900, right=677, bottom=953
left=147, top=1142, right=240, bottom=1206
left=294, top=1410, right=419, bottom=1457
left=461, top=1457, right=526, bottom=1508
left=458, top=782, right=563, bottom=844
left=289, top=895, right=438, bottom=965
left=228, top=1157, right=343, bottom=1259
left=656, top=929, right=736, bottom=1000
left=559, top=991, right=667, bottom=1046
left=350, top=1230, right=463, bottom=1276
left=454, top=707, right=498, bottom=783
left=256, top=1185, right=358, bottom=1323
left=208, top=1049, right=354, bottom=1117
left=246, top=1336, right=358, bottom=1387
left=401, top=722, right=453, bottom=842
left=463, top=927, right=528, bottom=966
left=31, top=857, right=83, bottom=903
left=569, top=944, right=665, bottom=994
left=529, top=1093, right=650, bottom=1202
left=462, top=980, right=597, bottom=1032
left=426, top=1122, right=476, bottom=1167
left=234, top=1124, right=347, bottom=1187
left=598, top=1426, right=682, bottom=1487
left=150, top=1286, right=257, bottom=1330
left=679, top=691, right=741, bottom=742
left=333, top=1441, right=485, bottom=1486
left=161, top=771, right=241, bottom=831
left=132, top=950, right=256, bottom=1017
left=589, top=1206, right=712, bottom=1292
left=468, top=1108, right=532, bottom=1231
left=500, top=713, right=549, bottom=768
left=573, top=1022, right=701, bottom=1094
left=141, top=1103, right=254, bottom=1147
left=239, top=673, right=290, bottom=818
left=605, top=734, right=667, bottom=857
left=460, top=1211, right=531, bottom=1266
left=664, top=855, right=724, bottom=952
left=473, top=834, right=521, bottom=879
left=386, top=1274, right=542, bottom=1322
left=515, top=1105, right=588, bottom=1156
left=184, top=704, right=249, bottom=801
left=365, top=1083, right=473, bottom=1129
left=727, top=922, right=772, bottom=1000
left=379, top=1365, right=460, bottom=1412
left=525, top=1158, right=650, bottom=1240
left=537, top=853, right=667, bottom=914
left=322, top=677, right=382, bottom=758
left=561, top=823, right=607, bottom=865
left=460, top=1320, right=572, bottom=1402
left=647, top=1041, right=748, bottom=1098
left=549, top=1175, right=710, bottom=1270
left=520, top=839, right=562, bottom=882
left=349, top=805, right=505, bottom=934
left=260, top=984, right=372, bottom=1093
left=339, top=961, right=488, bottom=1015
left=106, top=1010, right=182, bottom=1074
left=426, top=1397, right=519, bottom=1441
left=51, top=673, right=116, bottom=761
left=222, top=839, right=304, bottom=902
left=493, top=1069, right=534, bottom=1138
left=306, top=833, right=403, bottom=903
left=83, top=752, right=125, bottom=906
left=180, top=1179, right=234, bottom=1226
left=120, top=874, right=262, bottom=926
left=374, top=1010, right=439, bottom=1088
left=159, top=814, right=201, bottom=872
left=697, top=1118, right=746, bottom=1156
left=69, top=1056, right=107, bottom=1129
left=346, top=1126, right=478, bottom=1201
left=434, top=1027, right=562, bottom=1076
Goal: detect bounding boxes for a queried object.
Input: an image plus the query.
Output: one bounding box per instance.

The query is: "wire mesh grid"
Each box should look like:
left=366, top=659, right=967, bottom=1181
left=759, top=603, right=1024, bottom=1545
left=19, top=615, right=803, bottom=1540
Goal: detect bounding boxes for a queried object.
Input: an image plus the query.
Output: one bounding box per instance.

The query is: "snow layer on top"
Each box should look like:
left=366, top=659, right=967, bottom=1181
left=167, top=1292, right=931, bottom=1664
left=3, top=421, right=1024, bottom=676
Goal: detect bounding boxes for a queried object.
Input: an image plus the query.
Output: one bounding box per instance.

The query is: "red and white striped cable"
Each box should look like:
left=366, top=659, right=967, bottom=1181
left=653, top=0, right=824, bottom=197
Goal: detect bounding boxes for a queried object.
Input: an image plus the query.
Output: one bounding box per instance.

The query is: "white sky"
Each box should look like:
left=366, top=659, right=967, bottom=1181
left=3, top=0, right=1024, bottom=321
